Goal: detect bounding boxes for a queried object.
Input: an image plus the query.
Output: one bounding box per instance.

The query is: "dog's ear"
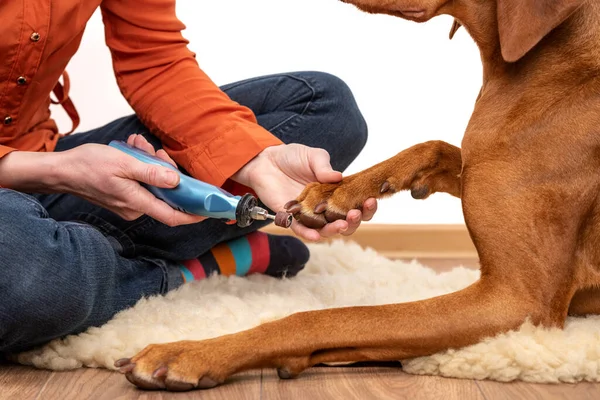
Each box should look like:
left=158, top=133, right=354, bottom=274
left=497, top=0, right=584, bottom=62
left=449, top=19, right=462, bottom=40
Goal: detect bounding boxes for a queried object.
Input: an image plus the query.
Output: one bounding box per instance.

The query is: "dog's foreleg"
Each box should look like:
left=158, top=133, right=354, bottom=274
left=118, top=274, right=567, bottom=390
left=286, top=140, right=462, bottom=228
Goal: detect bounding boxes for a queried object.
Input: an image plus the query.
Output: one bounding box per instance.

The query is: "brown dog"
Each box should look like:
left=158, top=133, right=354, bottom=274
left=115, top=0, right=600, bottom=391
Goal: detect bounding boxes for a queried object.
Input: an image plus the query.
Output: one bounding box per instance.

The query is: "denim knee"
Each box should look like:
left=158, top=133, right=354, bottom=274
left=299, top=71, right=368, bottom=171
left=0, top=190, right=113, bottom=351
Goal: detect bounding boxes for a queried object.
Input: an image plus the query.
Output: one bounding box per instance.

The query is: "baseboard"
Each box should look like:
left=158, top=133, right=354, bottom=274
left=262, top=224, right=478, bottom=259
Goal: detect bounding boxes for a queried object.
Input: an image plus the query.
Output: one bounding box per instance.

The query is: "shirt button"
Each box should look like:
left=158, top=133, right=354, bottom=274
left=16, top=76, right=27, bottom=85
left=3, top=116, right=13, bottom=125
left=30, top=32, right=41, bottom=42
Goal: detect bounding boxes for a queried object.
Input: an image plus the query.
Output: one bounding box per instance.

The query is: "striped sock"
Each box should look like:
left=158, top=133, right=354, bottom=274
left=178, top=232, right=309, bottom=282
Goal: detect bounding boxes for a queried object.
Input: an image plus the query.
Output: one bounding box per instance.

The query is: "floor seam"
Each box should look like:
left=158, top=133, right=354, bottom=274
left=474, top=380, right=488, bottom=400
left=259, top=368, right=264, bottom=400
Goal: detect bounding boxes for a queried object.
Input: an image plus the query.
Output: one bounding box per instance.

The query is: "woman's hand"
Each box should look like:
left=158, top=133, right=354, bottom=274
left=232, top=144, right=377, bottom=241
left=59, top=134, right=206, bottom=226
left=0, top=134, right=205, bottom=227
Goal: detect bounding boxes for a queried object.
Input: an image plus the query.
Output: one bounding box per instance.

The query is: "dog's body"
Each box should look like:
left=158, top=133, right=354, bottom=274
left=117, top=0, right=600, bottom=391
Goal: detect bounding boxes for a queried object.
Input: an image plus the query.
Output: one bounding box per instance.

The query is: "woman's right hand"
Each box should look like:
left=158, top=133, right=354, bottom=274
left=0, top=134, right=205, bottom=226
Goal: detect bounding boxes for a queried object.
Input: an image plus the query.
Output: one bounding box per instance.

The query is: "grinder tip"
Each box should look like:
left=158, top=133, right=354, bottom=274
left=274, top=211, right=293, bottom=228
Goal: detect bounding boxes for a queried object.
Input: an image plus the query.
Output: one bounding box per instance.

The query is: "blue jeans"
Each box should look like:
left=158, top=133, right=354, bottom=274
left=0, top=71, right=367, bottom=354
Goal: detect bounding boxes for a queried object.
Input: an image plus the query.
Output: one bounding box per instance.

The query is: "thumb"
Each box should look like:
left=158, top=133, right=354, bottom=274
left=129, top=161, right=180, bottom=188
left=309, top=148, right=343, bottom=183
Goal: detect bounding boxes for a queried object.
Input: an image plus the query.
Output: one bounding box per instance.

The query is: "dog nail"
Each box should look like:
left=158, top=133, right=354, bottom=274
left=165, top=379, right=195, bottom=392
left=380, top=181, right=391, bottom=193
left=314, top=201, right=328, bottom=214
left=197, top=376, right=218, bottom=389
left=277, top=368, right=293, bottom=379
left=287, top=204, right=302, bottom=214
left=118, top=363, right=136, bottom=373
left=152, top=366, right=168, bottom=379
left=115, top=358, right=131, bottom=368
left=284, top=200, right=298, bottom=210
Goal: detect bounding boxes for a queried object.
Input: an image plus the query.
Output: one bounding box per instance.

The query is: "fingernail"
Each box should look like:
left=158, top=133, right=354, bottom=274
left=165, top=170, right=179, bottom=185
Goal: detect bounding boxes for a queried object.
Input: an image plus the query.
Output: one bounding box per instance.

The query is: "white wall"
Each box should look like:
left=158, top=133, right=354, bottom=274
left=52, top=0, right=484, bottom=224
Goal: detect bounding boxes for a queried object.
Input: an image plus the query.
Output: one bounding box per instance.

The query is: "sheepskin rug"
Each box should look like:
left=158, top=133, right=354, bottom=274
left=14, top=240, right=600, bottom=383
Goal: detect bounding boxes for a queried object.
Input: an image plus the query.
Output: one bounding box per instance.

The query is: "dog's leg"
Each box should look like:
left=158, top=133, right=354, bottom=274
left=569, top=288, right=600, bottom=315
left=117, top=275, right=566, bottom=391
left=286, top=140, right=462, bottom=229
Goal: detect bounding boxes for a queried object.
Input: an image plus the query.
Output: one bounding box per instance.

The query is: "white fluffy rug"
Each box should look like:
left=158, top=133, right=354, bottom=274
left=15, top=241, right=600, bottom=383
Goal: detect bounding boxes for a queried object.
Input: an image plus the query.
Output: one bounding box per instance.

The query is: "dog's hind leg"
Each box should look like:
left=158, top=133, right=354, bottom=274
left=569, top=288, right=600, bottom=316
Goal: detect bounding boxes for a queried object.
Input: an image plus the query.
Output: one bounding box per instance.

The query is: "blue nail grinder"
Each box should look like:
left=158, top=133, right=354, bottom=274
left=108, top=140, right=293, bottom=228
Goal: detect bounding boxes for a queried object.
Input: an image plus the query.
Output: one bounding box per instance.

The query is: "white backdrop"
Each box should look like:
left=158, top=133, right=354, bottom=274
left=51, top=0, right=484, bottom=224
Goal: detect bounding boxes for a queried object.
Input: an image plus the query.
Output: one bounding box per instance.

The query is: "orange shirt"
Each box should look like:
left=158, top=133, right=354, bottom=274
left=0, top=0, right=282, bottom=188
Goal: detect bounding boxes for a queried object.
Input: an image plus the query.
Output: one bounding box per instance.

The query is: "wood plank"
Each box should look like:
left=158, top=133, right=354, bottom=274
left=0, top=363, right=53, bottom=400
left=31, top=366, right=261, bottom=400
left=261, top=364, right=485, bottom=400
left=263, top=224, right=477, bottom=259
left=476, top=380, right=600, bottom=400
left=37, top=367, right=130, bottom=400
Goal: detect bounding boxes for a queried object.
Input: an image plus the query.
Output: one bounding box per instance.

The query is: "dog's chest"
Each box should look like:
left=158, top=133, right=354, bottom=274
left=461, top=83, right=600, bottom=172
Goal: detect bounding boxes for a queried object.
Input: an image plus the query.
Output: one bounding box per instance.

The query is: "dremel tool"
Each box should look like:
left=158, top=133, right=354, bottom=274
left=108, top=140, right=293, bottom=228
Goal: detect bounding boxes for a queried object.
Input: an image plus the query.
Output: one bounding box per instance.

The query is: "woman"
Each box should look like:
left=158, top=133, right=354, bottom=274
left=0, top=0, right=377, bottom=354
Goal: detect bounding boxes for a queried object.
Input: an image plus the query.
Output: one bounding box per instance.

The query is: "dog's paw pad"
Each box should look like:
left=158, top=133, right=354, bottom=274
left=116, top=342, right=227, bottom=392
left=125, top=370, right=165, bottom=390
left=197, top=376, right=218, bottom=389
left=295, top=209, right=328, bottom=229
left=410, top=185, right=430, bottom=199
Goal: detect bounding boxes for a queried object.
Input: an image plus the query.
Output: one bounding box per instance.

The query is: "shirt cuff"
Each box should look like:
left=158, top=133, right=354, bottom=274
left=183, top=123, right=283, bottom=189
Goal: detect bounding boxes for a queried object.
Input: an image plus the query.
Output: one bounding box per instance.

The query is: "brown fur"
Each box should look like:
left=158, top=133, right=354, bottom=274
left=116, top=0, right=600, bottom=391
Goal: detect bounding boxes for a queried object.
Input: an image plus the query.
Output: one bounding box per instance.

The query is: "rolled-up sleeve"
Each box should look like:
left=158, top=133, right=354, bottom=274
left=100, top=0, right=282, bottom=187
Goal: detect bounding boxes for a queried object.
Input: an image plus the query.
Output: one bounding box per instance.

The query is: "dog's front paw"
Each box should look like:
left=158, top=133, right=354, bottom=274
left=285, top=178, right=372, bottom=229
left=115, top=340, right=236, bottom=392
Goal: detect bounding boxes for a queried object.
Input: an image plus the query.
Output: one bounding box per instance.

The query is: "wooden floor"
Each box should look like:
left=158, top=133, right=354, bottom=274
left=2, top=361, right=599, bottom=400
left=2, top=257, right=599, bottom=400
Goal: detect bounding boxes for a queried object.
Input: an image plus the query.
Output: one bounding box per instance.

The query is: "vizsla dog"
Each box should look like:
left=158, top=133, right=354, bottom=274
left=116, top=0, right=600, bottom=391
